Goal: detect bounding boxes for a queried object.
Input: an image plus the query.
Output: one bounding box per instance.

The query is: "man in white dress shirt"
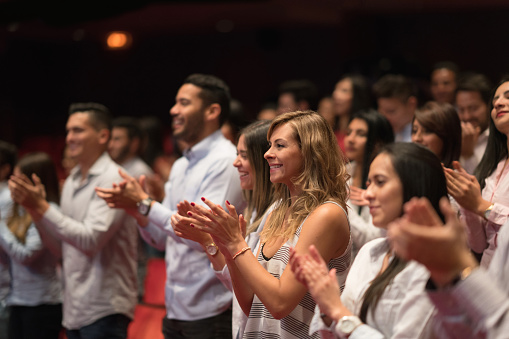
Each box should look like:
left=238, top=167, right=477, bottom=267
left=96, top=74, right=244, bottom=339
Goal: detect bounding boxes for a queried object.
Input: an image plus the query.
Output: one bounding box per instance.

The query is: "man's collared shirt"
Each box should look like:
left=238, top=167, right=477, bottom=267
left=39, top=152, right=138, bottom=329
left=139, top=130, right=244, bottom=321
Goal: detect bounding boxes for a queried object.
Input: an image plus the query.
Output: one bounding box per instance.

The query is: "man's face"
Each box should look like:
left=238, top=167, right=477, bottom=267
left=169, top=84, right=206, bottom=145
left=277, top=93, right=298, bottom=115
left=66, top=112, right=106, bottom=164
left=430, top=69, right=457, bottom=104
left=377, top=97, right=414, bottom=133
left=108, top=127, right=131, bottom=164
left=456, top=90, right=490, bottom=132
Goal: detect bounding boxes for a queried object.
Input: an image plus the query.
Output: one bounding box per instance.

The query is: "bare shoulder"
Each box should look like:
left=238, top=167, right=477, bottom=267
left=301, top=202, right=349, bottom=236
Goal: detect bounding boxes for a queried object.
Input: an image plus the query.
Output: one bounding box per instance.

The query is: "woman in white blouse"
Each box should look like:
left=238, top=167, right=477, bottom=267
left=291, top=143, right=446, bottom=339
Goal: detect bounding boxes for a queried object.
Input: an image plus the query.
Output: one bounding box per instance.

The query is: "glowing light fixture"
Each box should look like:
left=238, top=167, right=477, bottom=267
left=106, top=31, right=132, bottom=49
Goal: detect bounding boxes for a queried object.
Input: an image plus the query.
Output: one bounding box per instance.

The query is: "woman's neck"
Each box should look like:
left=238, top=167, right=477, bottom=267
left=352, top=161, right=364, bottom=188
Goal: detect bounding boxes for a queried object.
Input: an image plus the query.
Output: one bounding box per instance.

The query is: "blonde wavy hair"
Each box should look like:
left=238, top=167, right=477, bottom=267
left=260, top=111, right=349, bottom=242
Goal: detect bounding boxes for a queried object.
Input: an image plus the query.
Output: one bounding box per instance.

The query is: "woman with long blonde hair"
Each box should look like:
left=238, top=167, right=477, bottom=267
left=185, top=111, right=352, bottom=338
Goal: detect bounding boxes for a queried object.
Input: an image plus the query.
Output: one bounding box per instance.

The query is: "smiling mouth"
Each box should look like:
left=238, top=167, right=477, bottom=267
left=270, top=165, right=282, bottom=170
left=239, top=172, right=249, bottom=178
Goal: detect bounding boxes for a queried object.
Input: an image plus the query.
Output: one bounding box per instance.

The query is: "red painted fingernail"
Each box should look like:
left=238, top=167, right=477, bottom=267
left=190, top=202, right=195, bottom=207
left=201, top=197, right=205, bottom=201
left=190, top=224, right=195, bottom=227
left=187, top=212, right=192, bottom=216
left=226, top=200, right=230, bottom=205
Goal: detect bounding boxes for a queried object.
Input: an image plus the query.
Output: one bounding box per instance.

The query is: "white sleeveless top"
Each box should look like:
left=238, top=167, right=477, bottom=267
left=242, top=201, right=352, bottom=339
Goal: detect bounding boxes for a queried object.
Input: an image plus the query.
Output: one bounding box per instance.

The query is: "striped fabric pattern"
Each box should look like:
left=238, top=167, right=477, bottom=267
left=243, top=202, right=352, bottom=338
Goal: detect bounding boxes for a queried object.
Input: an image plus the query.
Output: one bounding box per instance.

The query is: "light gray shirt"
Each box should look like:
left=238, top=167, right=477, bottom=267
left=0, top=204, right=62, bottom=306
left=122, top=156, right=153, bottom=179
left=38, top=153, right=138, bottom=329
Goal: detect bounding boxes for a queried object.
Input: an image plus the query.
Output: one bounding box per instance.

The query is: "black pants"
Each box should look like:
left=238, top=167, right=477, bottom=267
left=8, top=304, right=62, bottom=339
left=162, top=308, right=232, bottom=339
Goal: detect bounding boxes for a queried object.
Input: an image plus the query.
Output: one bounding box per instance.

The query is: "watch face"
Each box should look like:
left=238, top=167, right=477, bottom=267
left=207, top=244, right=218, bottom=256
left=138, top=200, right=151, bottom=216
left=340, top=319, right=357, bottom=333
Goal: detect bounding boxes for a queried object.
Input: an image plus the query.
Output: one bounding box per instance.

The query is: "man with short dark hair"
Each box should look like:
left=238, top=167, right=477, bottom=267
left=109, top=116, right=153, bottom=179
left=430, top=61, right=459, bottom=104
left=9, top=103, right=138, bottom=339
left=277, top=79, right=319, bottom=114
left=456, top=73, right=493, bottom=173
left=373, top=74, right=418, bottom=142
left=97, top=74, right=243, bottom=339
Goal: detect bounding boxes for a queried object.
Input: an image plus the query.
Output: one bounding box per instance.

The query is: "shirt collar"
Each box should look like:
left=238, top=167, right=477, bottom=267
left=70, top=152, right=112, bottom=182
left=183, top=130, right=224, bottom=161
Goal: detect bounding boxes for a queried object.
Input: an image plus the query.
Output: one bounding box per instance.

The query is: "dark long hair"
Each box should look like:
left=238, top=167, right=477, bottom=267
left=359, top=143, right=447, bottom=323
left=334, top=74, right=373, bottom=131
left=240, top=120, right=274, bottom=234
left=350, top=109, right=394, bottom=191
left=413, top=101, right=461, bottom=168
left=475, top=78, right=509, bottom=190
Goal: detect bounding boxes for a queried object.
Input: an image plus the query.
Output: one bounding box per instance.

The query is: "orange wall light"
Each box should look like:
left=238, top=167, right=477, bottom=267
left=106, top=31, right=132, bottom=49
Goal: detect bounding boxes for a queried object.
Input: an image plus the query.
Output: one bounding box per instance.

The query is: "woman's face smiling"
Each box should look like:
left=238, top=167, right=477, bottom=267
left=491, top=81, right=509, bottom=136
left=264, top=123, right=303, bottom=192
left=233, top=134, right=254, bottom=190
left=365, top=153, right=404, bottom=229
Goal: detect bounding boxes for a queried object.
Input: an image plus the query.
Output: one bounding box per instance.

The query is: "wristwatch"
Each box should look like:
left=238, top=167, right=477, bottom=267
left=335, top=315, right=362, bottom=338
left=484, top=204, right=494, bottom=220
left=206, top=242, right=218, bottom=256
left=137, top=197, right=154, bottom=216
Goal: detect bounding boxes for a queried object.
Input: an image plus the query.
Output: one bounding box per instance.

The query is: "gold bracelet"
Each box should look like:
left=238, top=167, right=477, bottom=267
left=232, top=246, right=251, bottom=260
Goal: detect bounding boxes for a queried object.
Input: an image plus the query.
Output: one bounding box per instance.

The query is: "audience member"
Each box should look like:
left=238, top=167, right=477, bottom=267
left=344, top=109, right=394, bottom=256
left=221, top=98, right=251, bottom=145
left=0, top=152, right=63, bottom=339
left=445, top=78, right=509, bottom=268
left=291, top=142, right=445, bottom=339
left=0, top=140, right=16, bottom=339
left=9, top=102, right=138, bottom=339
left=96, top=74, right=244, bottom=339
left=456, top=73, right=493, bottom=173
left=277, top=79, right=319, bottom=114
left=388, top=196, right=509, bottom=339
left=108, top=116, right=157, bottom=301
left=411, top=101, right=462, bottom=168
left=430, top=61, right=459, bottom=104
left=173, top=119, right=274, bottom=338
left=186, top=111, right=352, bottom=337
left=373, top=74, right=418, bottom=142
left=109, top=116, right=153, bottom=179
left=332, top=74, right=372, bottom=151
left=257, top=102, right=277, bottom=121
left=317, top=96, right=335, bottom=129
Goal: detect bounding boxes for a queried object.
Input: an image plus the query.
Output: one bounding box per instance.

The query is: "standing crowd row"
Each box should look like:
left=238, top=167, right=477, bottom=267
left=1, top=65, right=508, bottom=339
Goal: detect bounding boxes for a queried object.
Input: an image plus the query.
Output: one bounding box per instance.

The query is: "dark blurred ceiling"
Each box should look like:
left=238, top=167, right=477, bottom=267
left=2, top=0, right=509, bottom=42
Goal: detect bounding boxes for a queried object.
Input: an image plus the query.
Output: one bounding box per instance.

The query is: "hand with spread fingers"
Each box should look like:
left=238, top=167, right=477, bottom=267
left=183, top=197, right=247, bottom=258
left=95, top=169, right=149, bottom=214
left=8, top=172, right=49, bottom=220
left=349, top=186, right=369, bottom=206
left=289, top=245, right=350, bottom=322
left=443, top=161, right=491, bottom=215
left=387, top=197, right=478, bottom=287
